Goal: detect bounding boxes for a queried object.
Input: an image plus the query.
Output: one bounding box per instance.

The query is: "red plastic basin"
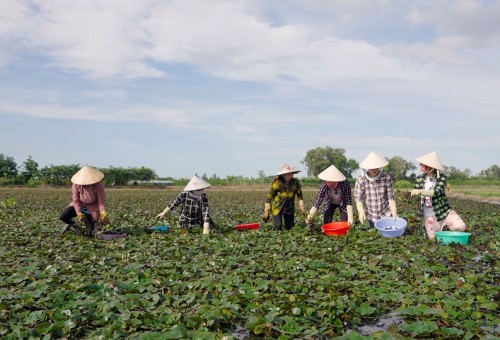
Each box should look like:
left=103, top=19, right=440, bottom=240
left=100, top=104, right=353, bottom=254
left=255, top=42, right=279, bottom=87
left=321, top=221, right=350, bottom=236
left=235, top=223, right=260, bottom=231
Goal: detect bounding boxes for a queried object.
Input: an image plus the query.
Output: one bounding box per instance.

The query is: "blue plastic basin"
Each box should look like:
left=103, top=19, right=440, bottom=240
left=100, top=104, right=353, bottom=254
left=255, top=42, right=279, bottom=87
left=374, top=217, right=407, bottom=238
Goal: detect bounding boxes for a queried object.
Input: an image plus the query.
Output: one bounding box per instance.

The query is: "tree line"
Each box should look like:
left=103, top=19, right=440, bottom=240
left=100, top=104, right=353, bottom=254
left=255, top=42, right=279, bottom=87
left=301, top=146, right=500, bottom=180
left=0, top=148, right=499, bottom=187
left=0, top=154, right=157, bottom=186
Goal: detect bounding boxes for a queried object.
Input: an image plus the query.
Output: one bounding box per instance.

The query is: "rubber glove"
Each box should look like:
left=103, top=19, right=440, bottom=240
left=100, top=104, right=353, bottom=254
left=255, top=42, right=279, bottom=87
left=263, top=203, right=270, bottom=223
left=347, top=205, right=353, bottom=226
left=76, top=212, right=84, bottom=224
left=389, top=200, right=397, bottom=220
left=156, top=207, right=170, bottom=220
left=306, top=206, right=317, bottom=225
left=298, top=199, right=305, bottom=215
left=410, top=189, right=422, bottom=196
left=356, top=201, right=366, bottom=224
left=421, top=190, right=434, bottom=196
left=203, top=222, right=210, bottom=235
left=99, top=210, right=109, bottom=225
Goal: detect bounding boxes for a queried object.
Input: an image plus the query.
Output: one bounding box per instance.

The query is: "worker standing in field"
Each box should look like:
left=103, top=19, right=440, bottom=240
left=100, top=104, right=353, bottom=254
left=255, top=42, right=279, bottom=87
left=354, top=152, right=397, bottom=228
left=263, top=163, right=305, bottom=230
left=60, top=165, right=108, bottom=236
left=411, top=151, right=467, bottom=239
left=156, top=175, right=215, bottom=234
left=306, top=165, right=353, bottom=230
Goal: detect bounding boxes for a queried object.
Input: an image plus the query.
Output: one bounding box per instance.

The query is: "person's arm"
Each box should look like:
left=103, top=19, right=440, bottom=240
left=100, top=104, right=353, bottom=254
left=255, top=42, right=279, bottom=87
left=201, top=194, right=210, bottom=234
left=71, top=184, right=82, bottom=214
left=264, top=181, right=277, bottom=221
left=95, top=182, right=108, bottom=223
left=156, top=192, right=184, bottom=219
left=96, top=182, right=106, bottom=212
left=295, top=179, right=305, bottom=215
left=342, top=181, right=353, bottom=225
left=71, top=184, right=85, bottom=223
left=354, top=178, right=366, bottom=223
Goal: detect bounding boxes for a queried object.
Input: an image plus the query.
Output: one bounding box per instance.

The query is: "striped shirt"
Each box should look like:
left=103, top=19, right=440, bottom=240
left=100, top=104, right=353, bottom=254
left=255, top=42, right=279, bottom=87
left=354, top=173, right=395, bottom=222
left=169, top=191, right=210, bottom=228
left=312, top=181, right=352, bottom=212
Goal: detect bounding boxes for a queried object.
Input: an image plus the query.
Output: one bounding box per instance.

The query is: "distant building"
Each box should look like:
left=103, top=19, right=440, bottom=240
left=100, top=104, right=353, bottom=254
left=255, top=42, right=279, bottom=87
left=128, top=180, right=174, bottom=186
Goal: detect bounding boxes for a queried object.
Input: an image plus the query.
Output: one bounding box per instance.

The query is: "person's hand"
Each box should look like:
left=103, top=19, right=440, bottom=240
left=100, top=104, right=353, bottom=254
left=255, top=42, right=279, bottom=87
left=203, top=222, right=210, bottom=235
left=298, top=200, right=306, bottom=216
left=263, top=203, right=270, bottom=223
left=99, top=211, right=109, bottom=225
left=347, top=205, right=353, bottom=226
left=305, top=206, right=317, bottom=225
left=156, top=207, right=170, bottom=220
left=356, top=201, right=366, bottom=224
left=389, top=200, right=397, bottom=221
left=410, top=189, right=422, bottom=196
left=76, top=213, right=84, bottom=224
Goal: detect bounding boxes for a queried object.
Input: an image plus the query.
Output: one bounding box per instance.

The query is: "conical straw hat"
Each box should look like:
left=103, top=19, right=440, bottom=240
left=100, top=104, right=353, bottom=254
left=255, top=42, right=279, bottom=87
left=275, top=163, right=301, bottom=176
left=317, top=165, right=346, bottom=182
left=359, top=152, right=388, bottom=169
left=71, top=166, right=104, bottom=185
left=184, top=175, right=211, bottom=192
left=416, top=151, right=444, bottom=171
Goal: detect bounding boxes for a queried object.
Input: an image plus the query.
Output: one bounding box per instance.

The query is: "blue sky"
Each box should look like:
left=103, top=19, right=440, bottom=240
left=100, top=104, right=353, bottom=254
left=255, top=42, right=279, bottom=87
left=1, top=0, right=499, bottom=178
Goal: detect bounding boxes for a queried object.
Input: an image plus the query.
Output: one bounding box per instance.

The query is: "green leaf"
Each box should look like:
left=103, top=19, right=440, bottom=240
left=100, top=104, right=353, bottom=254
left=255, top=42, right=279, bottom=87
left=356, top=303, right=376, bottom=316
left=400, top=321, right=438, bottom=335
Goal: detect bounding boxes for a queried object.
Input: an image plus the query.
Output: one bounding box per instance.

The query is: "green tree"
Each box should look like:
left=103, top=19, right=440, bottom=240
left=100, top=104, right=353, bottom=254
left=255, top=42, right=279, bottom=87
left=0, top=153, right=18, bottom=178
left=40, top=164, right=81, bottom=184
left=302, top=146, right=358, bottom=178
left=478, top=164, right=500, bottom=178
left=21, top=156, right=39, bottom=181
left=444, top=166, right=472, bottom=180
left=385, top=156, right=417, bottom=181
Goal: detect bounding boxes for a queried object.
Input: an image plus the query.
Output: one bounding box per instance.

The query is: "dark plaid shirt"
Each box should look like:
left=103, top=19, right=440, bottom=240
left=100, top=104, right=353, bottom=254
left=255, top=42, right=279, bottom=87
left=312, top=181, right=352, bottom=212
left=354, top=173, right=395, bottom=222
left=169, top=191, right=210, bottom=228
left=414, top=173, right=451, bottom=220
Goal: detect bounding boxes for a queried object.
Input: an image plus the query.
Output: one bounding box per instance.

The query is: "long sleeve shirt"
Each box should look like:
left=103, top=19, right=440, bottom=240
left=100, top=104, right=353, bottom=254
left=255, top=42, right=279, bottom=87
left=69, top=182, right=106, bottom=221
left=414, top=173, right=451, bottom=220
left=266, top=177, right=304, bottom=216
left=169, top=191, right=210, bottom=228
left=354, top=173, right=395, bottom=222
left=312, top=181, right=352, bottom=212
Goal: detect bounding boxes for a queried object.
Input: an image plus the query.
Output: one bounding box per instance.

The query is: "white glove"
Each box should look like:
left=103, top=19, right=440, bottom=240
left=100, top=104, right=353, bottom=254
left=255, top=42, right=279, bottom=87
left=410, top=189, right=422, bottom=197
left=389, top=200, right=397, bottom=220
left=306, top=206, right=317, bottom=225
left=421, top=189, right=434, bottom=196
left=263, top=203, right=271, bottom=222
left=347, top=205, right=353, bottom=226
left=156, top=207, right=170, bottom=220
left=203, top=222, right=210, bottom=235
left=298, top=199, right=305, bottom=215
left=356, top=201, right=366, bottom=224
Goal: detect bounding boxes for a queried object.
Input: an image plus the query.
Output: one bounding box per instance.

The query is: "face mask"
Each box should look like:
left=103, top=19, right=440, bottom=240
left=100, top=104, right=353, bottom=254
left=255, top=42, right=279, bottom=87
left=363, top=168, right=383, bottom=182
left=189, top=189, right=203, bottom=198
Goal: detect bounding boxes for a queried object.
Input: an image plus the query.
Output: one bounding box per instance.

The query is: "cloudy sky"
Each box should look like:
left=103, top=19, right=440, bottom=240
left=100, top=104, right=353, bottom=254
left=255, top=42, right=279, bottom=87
left=1, top=0, right=499, bottom=179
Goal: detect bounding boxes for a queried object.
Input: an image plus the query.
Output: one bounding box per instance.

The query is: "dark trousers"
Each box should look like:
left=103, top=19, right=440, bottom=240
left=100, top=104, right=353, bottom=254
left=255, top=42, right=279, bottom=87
left=273, top=213, right=294, bottom=230
left=323, top=203, right=348, bottom=224
left=60, top=206, right=77, bottom=224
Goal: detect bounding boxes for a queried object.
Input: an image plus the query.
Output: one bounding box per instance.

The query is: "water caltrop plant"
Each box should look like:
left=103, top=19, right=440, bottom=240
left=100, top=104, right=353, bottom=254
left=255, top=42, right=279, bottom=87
left=0, top=188, right=498, bottom=339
